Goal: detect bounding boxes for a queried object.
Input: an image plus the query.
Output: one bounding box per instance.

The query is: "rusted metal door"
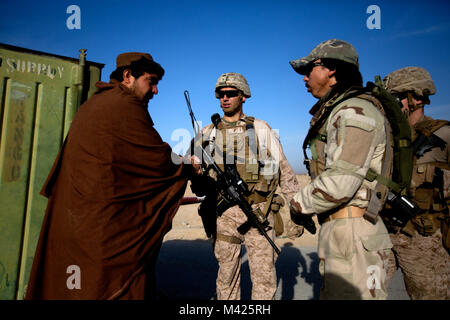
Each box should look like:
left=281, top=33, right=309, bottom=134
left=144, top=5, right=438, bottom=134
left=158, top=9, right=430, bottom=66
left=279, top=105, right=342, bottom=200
left=0, top=43, right=103, bottom=299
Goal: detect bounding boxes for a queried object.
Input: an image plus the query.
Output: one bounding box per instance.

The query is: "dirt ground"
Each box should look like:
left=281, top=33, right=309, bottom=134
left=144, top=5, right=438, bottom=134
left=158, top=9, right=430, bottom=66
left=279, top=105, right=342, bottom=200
left=163, top=175, right=319, bottom=247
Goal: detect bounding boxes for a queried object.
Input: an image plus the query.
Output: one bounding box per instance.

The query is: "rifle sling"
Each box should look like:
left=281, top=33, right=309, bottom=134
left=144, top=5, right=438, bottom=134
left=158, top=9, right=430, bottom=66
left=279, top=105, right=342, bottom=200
left=216, top=233, right=242, bottom=244
left=363, top=115, right=396, bottom=224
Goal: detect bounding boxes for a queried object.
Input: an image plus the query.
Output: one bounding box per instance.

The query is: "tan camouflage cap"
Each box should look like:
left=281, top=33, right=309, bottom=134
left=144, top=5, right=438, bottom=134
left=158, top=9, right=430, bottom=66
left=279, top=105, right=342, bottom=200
left=383, top=66, right=436, bottom=97
left=290, top=39, right=359, bottom=75
left=215, top=72, right=251, bottom=98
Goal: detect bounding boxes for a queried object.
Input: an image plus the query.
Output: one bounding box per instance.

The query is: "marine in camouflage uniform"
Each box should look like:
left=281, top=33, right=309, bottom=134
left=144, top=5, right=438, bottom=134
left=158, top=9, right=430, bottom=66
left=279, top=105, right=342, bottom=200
left=383, top=67, right=450, bottom=300
left=196, top=73, right=300, bottom=300
left=288, top=39, right=394, bottom=300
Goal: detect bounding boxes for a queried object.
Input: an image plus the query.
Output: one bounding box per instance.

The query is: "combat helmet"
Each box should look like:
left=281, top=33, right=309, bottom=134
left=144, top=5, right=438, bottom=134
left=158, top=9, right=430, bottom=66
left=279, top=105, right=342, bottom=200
left=383, top=66, right=436, bottom=98
left=215, top=72, right=251, bottom=98
left=290, top=39, right=359, bottom=75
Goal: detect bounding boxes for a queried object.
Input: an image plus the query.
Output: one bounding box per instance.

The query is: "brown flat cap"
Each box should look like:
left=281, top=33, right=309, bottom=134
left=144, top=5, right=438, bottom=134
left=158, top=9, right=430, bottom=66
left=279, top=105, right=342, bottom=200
left=116, top=52, right=154, bottom=68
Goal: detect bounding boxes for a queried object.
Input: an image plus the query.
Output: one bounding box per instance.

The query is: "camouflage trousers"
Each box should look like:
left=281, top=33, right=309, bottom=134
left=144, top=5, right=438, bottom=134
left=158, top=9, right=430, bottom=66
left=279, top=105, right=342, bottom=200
left=214, top=203, right=277, bottom=300
left=385, top=228, right=450, bottom=299
left=318, top=216, right=393, bottom=300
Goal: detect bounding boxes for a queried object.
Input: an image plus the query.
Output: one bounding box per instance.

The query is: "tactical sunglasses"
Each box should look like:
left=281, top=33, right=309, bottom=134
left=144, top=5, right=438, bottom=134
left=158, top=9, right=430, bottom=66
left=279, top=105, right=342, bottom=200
left=395, top=92, right=412, bottom=101
left=304, top=61, right=325, bottom=76
left=395, top=92, right=429, bottom=104
left=217, top=90, right=240, bottom=99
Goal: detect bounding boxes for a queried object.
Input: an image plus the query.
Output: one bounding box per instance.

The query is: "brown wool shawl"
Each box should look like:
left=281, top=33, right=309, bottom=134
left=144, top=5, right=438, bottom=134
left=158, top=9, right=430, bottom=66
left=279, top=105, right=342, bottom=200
left=25, top=80, right=187, bottom=299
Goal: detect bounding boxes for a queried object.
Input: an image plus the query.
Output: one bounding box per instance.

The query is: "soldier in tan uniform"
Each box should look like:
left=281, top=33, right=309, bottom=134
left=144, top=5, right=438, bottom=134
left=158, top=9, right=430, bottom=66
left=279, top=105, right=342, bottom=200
left=383, top=67, right=450, bottom=299
left=195, top=72, right=300, bottom=300
left=288, top=39, right=394, bottom=299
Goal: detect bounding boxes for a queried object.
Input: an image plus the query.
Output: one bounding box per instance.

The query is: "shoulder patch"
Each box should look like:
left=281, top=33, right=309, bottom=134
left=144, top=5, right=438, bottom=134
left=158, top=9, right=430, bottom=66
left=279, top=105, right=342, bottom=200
left=340, top=105, right=365, bottom=115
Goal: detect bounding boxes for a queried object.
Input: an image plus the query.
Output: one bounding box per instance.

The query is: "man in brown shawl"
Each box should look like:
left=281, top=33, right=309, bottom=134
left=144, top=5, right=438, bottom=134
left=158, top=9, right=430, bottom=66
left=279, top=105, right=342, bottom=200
left=25, top=52, right=194, bottom=300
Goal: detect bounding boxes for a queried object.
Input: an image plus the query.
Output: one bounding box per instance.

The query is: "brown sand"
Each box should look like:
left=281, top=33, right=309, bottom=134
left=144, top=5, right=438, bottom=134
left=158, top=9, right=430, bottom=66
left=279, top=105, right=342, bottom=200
left=163, top=175, right=319, bottom=247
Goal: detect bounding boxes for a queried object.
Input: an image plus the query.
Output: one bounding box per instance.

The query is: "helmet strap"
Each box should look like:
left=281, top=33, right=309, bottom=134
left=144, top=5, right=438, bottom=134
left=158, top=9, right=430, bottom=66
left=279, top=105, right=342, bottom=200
left=407, top=92, right=425, bottom=112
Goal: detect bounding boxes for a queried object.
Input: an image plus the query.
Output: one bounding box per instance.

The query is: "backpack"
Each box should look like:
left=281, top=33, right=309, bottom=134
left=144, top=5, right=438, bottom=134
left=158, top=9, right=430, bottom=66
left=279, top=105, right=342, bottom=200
left=362, top=76, right=414, bottom=223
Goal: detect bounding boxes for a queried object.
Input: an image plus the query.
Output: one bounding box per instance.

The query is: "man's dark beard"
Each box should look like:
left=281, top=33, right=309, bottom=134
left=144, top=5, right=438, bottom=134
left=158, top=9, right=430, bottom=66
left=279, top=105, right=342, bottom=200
left=144, top=91, right=154, bottom=103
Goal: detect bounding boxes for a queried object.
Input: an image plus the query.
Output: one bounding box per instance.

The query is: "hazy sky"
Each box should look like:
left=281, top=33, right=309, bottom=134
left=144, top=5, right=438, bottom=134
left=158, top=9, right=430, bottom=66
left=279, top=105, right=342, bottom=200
left=1, top=0, right=449, bottom=173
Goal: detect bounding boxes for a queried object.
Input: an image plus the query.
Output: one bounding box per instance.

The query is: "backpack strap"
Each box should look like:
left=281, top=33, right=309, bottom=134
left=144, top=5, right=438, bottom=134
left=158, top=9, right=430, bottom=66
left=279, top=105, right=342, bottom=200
left=364, top=117, right=397, bottom=224
left=353, top=91, right=400, bottom=223
left=360, top=76, right=416, bottom=223
left=370, top=77, right=414, bottom=190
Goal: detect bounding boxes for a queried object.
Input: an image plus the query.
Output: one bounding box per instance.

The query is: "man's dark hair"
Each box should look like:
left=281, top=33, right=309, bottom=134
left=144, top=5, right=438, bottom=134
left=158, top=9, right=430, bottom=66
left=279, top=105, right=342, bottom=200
left=321, top=58, right=363, bottom=90
left=110, top=57, right=165, bottom=82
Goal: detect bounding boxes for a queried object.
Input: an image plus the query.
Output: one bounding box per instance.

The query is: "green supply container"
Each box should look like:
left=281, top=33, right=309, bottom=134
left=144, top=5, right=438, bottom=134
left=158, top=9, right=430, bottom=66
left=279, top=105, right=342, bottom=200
left=0, top=43, right=104, bottom=299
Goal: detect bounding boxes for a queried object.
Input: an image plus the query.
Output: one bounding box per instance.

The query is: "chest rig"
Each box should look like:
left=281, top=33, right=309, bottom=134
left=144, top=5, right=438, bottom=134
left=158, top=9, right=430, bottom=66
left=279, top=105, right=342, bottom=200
left=205, top=116, right=279, bottom=205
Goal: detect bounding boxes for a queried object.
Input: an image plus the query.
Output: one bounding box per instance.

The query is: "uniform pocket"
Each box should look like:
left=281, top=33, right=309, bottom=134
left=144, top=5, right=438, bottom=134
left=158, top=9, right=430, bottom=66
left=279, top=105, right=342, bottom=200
left=360, top=233, right=393, bottom=252
left=330, top=219, right=355, bottom=260
left=414, top=188, right=433, bottom=210
left=340, top=125, right=375, bottom=167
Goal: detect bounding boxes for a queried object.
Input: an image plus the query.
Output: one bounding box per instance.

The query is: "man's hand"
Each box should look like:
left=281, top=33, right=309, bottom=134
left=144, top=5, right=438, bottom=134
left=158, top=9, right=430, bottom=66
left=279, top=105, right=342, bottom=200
left=289, top=199, right=317, bottom=234
left=190, top=155, right=202, bottom=176
left=286, top=219, right=304, bottom=239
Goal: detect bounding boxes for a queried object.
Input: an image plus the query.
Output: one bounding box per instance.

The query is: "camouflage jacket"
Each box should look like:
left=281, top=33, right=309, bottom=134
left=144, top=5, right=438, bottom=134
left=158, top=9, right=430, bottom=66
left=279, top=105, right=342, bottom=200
left=387, top=115, right=450, bottom=236
left=293, top=89, right=387, bottom=215
left=409, top=115, right=450, bottom=211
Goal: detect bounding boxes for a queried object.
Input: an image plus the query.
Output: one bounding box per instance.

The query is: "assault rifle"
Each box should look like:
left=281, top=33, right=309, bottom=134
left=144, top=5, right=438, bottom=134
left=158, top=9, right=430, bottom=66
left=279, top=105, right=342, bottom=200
left=384, top=191, right=421, bottom=227
left=184, top=90, right=281, bottom=255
